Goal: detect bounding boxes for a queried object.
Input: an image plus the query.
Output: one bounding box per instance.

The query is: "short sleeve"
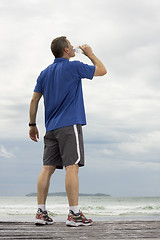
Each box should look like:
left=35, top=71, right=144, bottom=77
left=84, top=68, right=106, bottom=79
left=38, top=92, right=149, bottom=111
left=34, top=72, right=43, bottom=93
left=70, top=61, right=95, bottom=80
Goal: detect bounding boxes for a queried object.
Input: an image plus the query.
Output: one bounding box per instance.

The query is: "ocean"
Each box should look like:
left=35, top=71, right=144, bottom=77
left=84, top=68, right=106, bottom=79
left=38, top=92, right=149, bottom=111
left=1, top=196, right=160, bottom=222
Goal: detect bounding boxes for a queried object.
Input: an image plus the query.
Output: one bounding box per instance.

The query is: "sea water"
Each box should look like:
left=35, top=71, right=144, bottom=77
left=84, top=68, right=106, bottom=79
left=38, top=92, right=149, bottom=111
left=0, top=196, right=160, bottom=222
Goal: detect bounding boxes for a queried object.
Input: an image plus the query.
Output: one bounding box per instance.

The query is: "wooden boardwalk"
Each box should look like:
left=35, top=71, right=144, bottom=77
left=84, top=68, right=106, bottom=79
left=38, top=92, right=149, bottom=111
left=0, top=221, right=160, bottom=239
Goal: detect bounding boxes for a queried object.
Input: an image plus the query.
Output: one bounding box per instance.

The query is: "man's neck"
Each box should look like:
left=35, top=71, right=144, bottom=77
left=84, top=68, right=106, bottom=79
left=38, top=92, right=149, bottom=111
left=61, top=53, right=70, bottom=60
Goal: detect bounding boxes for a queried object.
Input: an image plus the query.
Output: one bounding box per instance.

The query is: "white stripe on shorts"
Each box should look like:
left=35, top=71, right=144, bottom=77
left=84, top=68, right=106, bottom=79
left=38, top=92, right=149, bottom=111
left=73, top=125, right=81, bottom=164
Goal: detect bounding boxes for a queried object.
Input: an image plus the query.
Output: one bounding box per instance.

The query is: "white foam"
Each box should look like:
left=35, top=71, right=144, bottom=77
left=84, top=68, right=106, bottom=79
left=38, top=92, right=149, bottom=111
left=1, top=196, right=160, bottom=221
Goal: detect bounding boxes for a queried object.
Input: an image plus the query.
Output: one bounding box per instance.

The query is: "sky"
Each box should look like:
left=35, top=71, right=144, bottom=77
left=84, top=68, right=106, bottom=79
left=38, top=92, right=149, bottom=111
left=0, top=0, right=160, bottom=197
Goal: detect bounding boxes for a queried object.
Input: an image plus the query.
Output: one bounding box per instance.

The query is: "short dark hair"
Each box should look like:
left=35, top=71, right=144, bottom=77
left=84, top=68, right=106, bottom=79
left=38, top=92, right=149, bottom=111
left=50, top=36, right=68, bottom=58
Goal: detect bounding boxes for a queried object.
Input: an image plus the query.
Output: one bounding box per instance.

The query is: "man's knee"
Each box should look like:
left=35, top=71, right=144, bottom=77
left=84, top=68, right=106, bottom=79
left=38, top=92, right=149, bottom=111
left=65, top=164, right=79, bottom=174
left=42, top=165, right=56, bottom=175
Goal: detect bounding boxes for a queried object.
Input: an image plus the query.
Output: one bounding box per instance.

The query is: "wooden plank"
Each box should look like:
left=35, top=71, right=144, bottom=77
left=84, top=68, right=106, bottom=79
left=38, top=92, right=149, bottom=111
left=0, top=221, right=160, bottom=239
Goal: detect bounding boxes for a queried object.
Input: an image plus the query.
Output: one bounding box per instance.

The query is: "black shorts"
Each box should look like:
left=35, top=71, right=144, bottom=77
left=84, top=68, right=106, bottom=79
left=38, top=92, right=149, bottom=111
left=43, top=124, right=84, bottom=169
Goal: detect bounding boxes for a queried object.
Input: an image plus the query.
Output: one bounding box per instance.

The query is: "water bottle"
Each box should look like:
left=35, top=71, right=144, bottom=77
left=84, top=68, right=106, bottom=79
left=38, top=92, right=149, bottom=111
left=74, top=47, right=81, bottom=54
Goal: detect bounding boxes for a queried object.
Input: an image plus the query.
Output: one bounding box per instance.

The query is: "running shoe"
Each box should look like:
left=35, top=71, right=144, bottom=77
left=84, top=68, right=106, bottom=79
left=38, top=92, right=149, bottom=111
left=66, top=210, right=93, bottom=227
left=35, top=208, right=53, bottom=225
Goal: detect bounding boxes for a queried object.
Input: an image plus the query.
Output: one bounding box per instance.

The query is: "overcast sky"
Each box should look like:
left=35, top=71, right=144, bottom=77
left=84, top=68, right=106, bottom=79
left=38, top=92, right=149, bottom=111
left=0, top=0, right=160, bottom=197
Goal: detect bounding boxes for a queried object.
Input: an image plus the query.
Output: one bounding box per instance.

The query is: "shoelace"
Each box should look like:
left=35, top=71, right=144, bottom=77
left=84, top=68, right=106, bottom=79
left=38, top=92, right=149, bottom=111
left=47, top=210, right=55, bottom=217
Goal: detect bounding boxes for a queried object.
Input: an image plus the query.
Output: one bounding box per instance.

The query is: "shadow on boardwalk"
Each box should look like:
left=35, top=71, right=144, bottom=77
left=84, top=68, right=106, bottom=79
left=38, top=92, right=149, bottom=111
left=0, top=221, right=160, bottom=239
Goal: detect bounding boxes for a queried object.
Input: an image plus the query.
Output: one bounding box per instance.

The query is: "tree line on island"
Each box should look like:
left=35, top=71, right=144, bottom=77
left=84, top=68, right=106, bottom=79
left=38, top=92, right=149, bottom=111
left=25, top=192, right=110, bottom=197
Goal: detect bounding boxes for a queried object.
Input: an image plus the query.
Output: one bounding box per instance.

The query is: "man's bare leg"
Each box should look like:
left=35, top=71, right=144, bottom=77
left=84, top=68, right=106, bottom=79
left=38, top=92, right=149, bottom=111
left=65, top=164, right=93, bottom=227
left=65, top=164, right=79, bottom=207
left=37, top=165, right=56, bottom=204
left=35, top=166, right=56, bottom=225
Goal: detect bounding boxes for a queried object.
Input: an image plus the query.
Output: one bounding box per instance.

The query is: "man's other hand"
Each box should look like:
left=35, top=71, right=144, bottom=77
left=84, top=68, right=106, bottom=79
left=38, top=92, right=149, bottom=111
left=29, top=126, right=39, bottom=142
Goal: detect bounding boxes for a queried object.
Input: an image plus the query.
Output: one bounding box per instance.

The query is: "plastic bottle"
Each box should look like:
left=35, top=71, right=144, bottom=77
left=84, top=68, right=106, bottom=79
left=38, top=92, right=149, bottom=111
left=74, top=47, right=81, bottom=54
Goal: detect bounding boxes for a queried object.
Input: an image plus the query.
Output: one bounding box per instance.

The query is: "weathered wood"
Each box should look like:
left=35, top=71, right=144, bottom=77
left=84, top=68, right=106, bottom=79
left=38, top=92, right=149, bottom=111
left=0, top=221, right=160, bottom=239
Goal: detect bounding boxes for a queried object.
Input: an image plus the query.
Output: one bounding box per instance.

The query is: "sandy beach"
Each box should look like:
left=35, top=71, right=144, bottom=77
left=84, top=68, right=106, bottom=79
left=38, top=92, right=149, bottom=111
left=0, top=220, right=160, bottom=239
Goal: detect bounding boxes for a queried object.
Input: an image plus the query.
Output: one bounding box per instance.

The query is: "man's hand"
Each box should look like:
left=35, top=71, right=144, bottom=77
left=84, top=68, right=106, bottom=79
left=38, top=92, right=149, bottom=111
left=79, top=44, right=94, bottom=58
left=29, top=126, right=39, bottom=142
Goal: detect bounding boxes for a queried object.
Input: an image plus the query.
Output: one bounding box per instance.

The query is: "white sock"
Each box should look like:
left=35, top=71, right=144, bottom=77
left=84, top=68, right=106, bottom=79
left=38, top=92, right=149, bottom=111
left=38, top=204, right=46, bottom=212
left=69, top=206, right=79, bottom=215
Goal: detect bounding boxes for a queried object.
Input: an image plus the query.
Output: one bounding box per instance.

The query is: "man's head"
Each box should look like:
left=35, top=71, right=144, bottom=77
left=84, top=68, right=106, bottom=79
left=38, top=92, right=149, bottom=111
left=50, top=36, right=75, bottom=59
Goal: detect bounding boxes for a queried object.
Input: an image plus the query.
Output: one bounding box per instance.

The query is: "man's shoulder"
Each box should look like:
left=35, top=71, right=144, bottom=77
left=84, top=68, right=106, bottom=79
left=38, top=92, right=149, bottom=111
left=44, top=63, right=55, bottom=71
left=67, top=60, right=84, bottom=69
left=39, top=63, right=55, bottom=76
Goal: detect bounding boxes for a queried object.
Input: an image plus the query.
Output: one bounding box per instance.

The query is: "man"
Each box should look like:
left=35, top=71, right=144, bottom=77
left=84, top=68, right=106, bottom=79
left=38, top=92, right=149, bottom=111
left=29, top=36, right=107, bottom=227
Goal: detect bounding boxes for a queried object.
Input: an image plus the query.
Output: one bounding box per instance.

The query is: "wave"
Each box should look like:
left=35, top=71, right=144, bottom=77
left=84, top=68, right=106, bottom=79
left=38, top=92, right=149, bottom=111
left=1, top=196, right=160, bottom=218
left=3, top=205, right=160, bottom=217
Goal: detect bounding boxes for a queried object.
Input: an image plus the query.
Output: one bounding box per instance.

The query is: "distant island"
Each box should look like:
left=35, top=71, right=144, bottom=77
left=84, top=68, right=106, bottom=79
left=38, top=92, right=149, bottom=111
left=25, top=192, right=110, bottom=197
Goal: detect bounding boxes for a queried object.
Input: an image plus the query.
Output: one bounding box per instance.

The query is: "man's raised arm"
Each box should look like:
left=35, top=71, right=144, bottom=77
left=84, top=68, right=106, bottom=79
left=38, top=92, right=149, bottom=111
left=79, top=44, right=107, bottom=76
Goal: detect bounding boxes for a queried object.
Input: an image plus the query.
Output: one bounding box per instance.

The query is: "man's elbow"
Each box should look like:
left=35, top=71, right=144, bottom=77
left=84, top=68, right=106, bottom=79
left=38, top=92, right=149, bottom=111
left=101, top=68, right=107, bottom=76
left=30, top=97, right=40, bottom=107
left=94, top=67, right=107, bottom=76
left=31, top=98, right=38, bottom=104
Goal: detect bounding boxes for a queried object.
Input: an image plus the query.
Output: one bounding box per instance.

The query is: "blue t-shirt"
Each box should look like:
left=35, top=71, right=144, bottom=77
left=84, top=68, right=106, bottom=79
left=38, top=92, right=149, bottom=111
left=34, top=58, right=95, bottom=132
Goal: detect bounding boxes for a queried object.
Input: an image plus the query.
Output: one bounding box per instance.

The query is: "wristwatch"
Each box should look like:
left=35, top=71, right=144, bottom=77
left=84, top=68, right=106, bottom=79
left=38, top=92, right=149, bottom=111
left=29, top=123, right=36, bottom=127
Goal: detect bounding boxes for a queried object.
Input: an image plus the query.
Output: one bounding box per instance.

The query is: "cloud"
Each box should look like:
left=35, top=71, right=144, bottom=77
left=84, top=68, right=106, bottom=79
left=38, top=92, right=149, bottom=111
left=118, top=131, right=160, bottom=155
left=0, top=145, right=15, bottom=159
